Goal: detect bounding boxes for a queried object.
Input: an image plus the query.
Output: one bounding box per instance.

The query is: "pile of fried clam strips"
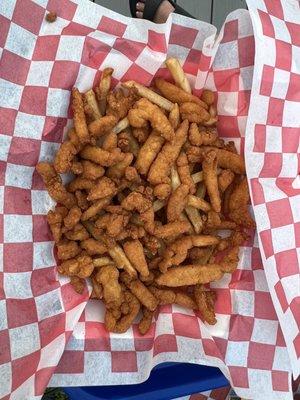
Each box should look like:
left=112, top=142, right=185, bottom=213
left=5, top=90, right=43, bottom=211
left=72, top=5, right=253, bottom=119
left=37, top=58, right=255, bottom=335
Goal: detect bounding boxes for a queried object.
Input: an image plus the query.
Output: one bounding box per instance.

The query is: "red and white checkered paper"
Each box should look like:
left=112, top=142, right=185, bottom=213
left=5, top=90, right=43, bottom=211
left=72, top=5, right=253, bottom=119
left=0, top=0, right=298, bottom=399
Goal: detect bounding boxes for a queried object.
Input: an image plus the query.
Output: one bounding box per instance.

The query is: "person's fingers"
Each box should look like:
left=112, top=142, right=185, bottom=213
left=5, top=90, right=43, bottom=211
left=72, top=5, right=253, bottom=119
left=136, top=2, right=145, bottom=12
left=136, top=11, right=143, bottom=18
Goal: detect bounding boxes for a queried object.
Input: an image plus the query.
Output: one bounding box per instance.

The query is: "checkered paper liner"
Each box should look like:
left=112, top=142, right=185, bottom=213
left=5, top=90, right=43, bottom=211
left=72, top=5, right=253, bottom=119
left=0, top=0, right=298, bottom=399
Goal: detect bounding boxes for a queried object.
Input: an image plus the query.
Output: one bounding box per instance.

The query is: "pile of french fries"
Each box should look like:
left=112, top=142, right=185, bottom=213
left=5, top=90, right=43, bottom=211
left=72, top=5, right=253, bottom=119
left=37, top=58, right=255, bottom=334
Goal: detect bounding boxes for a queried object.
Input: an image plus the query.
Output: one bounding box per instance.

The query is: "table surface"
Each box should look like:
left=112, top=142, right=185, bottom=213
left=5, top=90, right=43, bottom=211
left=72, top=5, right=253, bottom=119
left=92, top=0, right=247, bottom=30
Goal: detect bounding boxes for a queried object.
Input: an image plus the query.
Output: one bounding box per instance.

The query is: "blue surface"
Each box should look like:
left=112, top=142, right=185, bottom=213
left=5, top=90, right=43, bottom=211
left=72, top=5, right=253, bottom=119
left=63, top=362, right=228, bottom=400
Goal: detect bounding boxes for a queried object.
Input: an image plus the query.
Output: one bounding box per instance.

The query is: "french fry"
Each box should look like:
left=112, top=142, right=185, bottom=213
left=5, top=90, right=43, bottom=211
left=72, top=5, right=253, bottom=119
left=123, top=80, right=174, bottom=111
left=84, top=89, right=102, bottom=120
left=184, top=205, right=203, bottom=234
left=113, top=117, right=130, bottom=134
left=108, top=244, right=137, bottom=278
left=93, top=256, right=115, bottom=267
left=72, top=88, right=89, bottom=144
left=191, top=171, right=204, bottom=184
left=187, top=195, right=211, bottom=212
left=169, top=103, right=180, bottom=129
left=165, top=57, right=191, bottom=93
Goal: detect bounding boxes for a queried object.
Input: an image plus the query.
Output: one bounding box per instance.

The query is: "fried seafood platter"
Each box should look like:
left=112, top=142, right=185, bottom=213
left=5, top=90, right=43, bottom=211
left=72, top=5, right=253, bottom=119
left=37, top=58, right=255, bottom=335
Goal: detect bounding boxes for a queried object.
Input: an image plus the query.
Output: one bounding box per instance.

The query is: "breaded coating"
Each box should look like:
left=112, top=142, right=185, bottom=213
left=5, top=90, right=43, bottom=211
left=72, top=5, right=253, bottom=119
left=128, top=98, right=174, bottom=142
left=132, top=126, right=150, bottom=143
left=88, top=115, right=117, bottom=138
left=72, top=88, right=89, bottom=144
left=159, top=235, right=220, bottom=272
left=179, top=102, right=210, bottom=124
left=36, top=162, right=76, bottom=209
left=156, top=264, right=224, bottom=287
left=84, top=89, right=101, bottom=121
left=201, top=89, right=215, bottom=106
left=68, top=176, right=94, bottom=192
left=107, top=88, right=138, bottom=120
left=80, top=238, right=107, bottom=255
left=47, top=209, right=64, bottom=242
left=187, top=195, right=211, bottom=212
left=80, top=145, right=125, bottom=167
left=81, top=160, right=105, bottom=180
left=121, top=272, right=158, bottom=311
left=189, top=124, right=218, bottom=146
left=88, top=177, right=116, bottom=201
left=58, top=254, right=94, bottom=278
left=121, top=192, right=152, bottom=213
left=135, top=130, right=165, bottom=176
left=175, top=292, right=197, bottom=309
left=228, top=177, right=255, bottom=228
left=95, top=213, right=129, bottom=237
left=155, top=220, right=191, bottom=239
left=194, top=285, right=217, bottom=325
left=64, top=223, right=90, bottom=241
left=203, top=150, right=221, bottom=213
left=153, top=183, right=171, bottom=200
left=167, top=184, right=189, bottom=222
left=138, top=308, right=154, bottom=335
left=96, top=265, right=123, bottom=308
left=169, top=103, right=180, bottom=129
left=218, top=169, right=235, bottom=193
left=155, top=78, right=208, bottom=108
left=105, top=290, right=140, bottom=333
left=54, top=141, right=77, bottom=173
left=107, top=153, right=134, bottom=179
left=63, top=206, right=82, bottom=231
left=103, top=131, right=118, bottom=151
left=98, top=67, right=114, bottom=115
left=91, top=276, right=103, bottom=299
left=57, top=240, right=81, bottom=260
left=148, top=286, right=176, bottom=305
left=123, top=239, right=149, bottom=278
left=177, top=152, right=196, bottom=194
left=148, top=119, right=189, bottom=185
left=70, top=276, right=85, bottom=294
left=108, top=244, right=137, bottom=278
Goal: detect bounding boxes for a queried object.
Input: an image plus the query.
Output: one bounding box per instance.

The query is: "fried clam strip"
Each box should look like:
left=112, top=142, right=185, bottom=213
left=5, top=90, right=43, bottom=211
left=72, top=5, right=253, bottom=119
left=128, top=98, right=174, bottom=142
left=179, top=102, right=210, bottom=124
left=123, top=239, right=150, bottom=278
left=105, top=290, right=140, bottom=333
left=108, top=243, right=138, bottom=278
left=97, top=67, right=113, bottom=115
left=54, top=141, right=77, bottom=173
left=169, top=103, right=180, bottom=130
left=80, top=238, right=107, bottom=256
left=80, top=145, right=125, bottom=167
left=148, top=119, right=189, bottom=185
left=47, top=206, right=68, bottom=242
left=148, top=286, right=176, bottom=305
left=228, top=177, right=255, bottom=228
left=87, top=177, right=117, bottom=201
left=189, top=123, right=218, bottom=146
left=159, top=235, right=220, bottom=272
left=177, top=152, right=196, bottom=194
left=88, top=115, right=117, bottom=139
left=122, top=81, right=173, bottom=111
left=70, top=276, right=85, bottom=294
left=202, top=150, right=221, bottom=213
left=72, top=88, right=89, bottom=144
left=187, top=146, right=246, bottom=174
left=58, top=254, right=94, bottom=278
left=218, top=169, right=235, bottom=193
left=107, top=87, right=138, bottom=120
left=135, top=130, right=165, bottom=176
left=138, top=308, right=154, bottom=335
left=167, top=184, right=190, bottom=222
left=120, top=272, right=158, bottom=311
left=165, top=58, right=191, bottom=93
left=107, top=152, right=134, bottom=179
left=155, top=78, right=208, bottom=109
left=95, top=265, right=123, bottom=309
left=84, top=89, right=101, bottom=120
left=194, top=285, right=217, bottom=325
left=36, top=162, right=75, bottom=209
left=57, top=240, right=80, bottom=261
left=63, top=205, right=82, bottom=231
left=81, top=160, right=105, bottom=180
left=156, top=264, right=224, bottom=287
left=175, top=292, right=197, bottom=309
